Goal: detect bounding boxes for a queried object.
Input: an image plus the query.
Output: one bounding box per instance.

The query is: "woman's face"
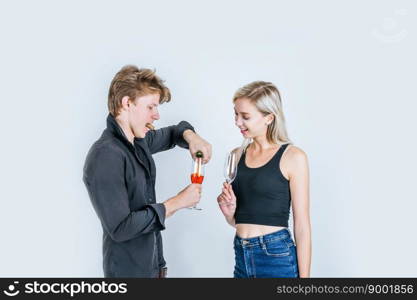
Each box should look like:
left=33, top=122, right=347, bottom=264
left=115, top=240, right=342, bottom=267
left=234, top=97, right=272, bottom=139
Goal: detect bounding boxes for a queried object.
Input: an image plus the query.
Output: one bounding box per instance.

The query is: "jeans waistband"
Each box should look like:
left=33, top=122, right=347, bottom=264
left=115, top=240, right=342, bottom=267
left=234, top=228, right=291, bottom=247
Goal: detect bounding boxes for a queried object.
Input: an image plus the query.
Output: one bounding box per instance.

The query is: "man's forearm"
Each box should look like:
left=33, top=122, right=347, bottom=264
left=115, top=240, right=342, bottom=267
left=163, top=196, right=182, bottom=218
left=183, top=129, right=195, bottom=143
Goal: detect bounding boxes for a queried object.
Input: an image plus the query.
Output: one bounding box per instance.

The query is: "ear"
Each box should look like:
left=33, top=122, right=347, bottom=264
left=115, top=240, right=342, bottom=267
left=266, top=113, right=275, bottom=125
left=120, top=96, right=131, bottom=111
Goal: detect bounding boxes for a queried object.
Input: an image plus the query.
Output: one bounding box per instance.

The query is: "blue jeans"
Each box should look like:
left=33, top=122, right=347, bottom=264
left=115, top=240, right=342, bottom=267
left=233, top=228, right=299, bottom=278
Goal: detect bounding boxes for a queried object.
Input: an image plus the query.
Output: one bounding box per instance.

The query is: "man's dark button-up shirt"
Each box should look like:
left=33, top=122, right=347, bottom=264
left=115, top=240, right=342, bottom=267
left=83, top=114, right=194, bottom=277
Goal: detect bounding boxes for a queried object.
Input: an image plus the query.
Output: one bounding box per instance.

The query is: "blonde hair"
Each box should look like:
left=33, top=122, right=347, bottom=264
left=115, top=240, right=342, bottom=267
left=233, top=81, right=291, bottom=152
left=108, top=65, right=171, bottom=117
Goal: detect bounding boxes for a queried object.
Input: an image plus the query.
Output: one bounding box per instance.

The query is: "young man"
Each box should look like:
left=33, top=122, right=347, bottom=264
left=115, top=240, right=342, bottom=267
left=83, top=65, right=212, bottom=278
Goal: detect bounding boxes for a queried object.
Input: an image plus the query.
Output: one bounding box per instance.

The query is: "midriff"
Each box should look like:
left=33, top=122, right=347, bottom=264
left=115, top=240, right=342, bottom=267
left=236, top=223, right=286, bottom=239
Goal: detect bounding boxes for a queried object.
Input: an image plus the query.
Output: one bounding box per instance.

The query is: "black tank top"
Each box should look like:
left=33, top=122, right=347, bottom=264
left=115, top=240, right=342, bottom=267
left=232, top=143, right=291, bottom=227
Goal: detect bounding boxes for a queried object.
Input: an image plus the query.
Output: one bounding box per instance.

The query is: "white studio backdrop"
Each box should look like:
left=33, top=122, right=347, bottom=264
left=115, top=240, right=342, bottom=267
left=0, top=0, right=416, bottom=277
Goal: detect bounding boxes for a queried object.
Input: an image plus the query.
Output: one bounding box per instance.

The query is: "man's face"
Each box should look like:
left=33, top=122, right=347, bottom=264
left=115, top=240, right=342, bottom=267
left=128, top=93, right=160, bottom=138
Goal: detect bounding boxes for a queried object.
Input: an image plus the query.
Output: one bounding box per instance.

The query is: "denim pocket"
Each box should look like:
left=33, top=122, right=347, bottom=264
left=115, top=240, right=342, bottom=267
left=262, top=239, right=291, bottom=257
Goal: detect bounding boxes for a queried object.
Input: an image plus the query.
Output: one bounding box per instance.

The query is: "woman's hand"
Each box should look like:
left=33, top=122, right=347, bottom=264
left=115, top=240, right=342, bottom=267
left=217, top=182, right=237, bottom=218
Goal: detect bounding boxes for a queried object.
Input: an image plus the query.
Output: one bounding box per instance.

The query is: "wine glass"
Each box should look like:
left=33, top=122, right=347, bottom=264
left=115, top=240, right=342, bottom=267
left=224, top=151, right=238, bottom=184
left=189, top=151, right=204, bottom=210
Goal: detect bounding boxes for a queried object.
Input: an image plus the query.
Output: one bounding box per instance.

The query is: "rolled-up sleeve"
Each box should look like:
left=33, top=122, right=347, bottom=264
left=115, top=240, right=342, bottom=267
left=83, top=148, right=166, bottom=242
left=145, top=121, right=194, bottom=154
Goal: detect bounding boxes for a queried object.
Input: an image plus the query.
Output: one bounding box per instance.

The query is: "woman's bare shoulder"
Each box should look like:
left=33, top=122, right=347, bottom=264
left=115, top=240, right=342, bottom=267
left=283, top=144, right=309, bottom=166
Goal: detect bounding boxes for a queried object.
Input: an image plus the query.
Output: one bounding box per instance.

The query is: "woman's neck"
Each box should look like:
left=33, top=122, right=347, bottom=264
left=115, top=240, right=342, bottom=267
left=250, top=136, right=279, bottom=152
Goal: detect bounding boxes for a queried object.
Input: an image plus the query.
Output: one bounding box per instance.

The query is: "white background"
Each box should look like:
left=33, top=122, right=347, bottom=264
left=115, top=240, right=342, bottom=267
left=0, top=0, right=416, bottom=277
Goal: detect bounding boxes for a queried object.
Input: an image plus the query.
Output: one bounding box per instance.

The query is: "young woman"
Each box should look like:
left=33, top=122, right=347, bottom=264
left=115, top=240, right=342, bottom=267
left=217, top=81, right=311, bottom=278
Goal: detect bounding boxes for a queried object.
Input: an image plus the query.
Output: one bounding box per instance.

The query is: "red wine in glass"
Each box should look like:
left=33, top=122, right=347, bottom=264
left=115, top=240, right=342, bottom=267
left=190, top=151, right=205, bottom=210
left=191, top=173, right=204, bottom=184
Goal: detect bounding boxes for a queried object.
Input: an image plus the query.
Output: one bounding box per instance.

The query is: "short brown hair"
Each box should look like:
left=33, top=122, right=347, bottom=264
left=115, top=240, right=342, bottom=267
left=108, top=65, right=171, bottom=116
